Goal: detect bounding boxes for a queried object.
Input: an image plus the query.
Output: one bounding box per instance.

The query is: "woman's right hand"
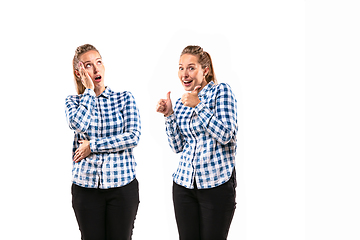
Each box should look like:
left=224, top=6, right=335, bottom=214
left=78, top=62, right=94, bottom=90
left=156, top=91, right=174, bottom=117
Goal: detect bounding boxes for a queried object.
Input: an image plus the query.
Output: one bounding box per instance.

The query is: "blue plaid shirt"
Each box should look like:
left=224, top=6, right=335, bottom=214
left=65, top=87, right=141, bottom=189
left=165, top=81, right=238, bottom=189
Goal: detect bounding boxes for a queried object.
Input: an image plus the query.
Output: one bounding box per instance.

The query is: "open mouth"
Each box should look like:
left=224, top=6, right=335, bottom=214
left=94, top=76, right=102, bottom=81
left=183, top=79, right=193, bottom=86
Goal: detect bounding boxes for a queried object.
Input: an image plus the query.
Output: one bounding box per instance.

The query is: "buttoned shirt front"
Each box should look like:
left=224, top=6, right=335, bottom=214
left=65, top=87, right=141, bottom=189
left=165, top=81, right=238, bottom=189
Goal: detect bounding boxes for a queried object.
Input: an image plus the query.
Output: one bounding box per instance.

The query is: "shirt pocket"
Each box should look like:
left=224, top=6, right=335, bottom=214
left=191, top=113, right=206, bottom=137
left=178, top=109, right=193, bottom=138
left=87, top=108, right=100, bottom=137
left=103, top=107, right=124, bottom=137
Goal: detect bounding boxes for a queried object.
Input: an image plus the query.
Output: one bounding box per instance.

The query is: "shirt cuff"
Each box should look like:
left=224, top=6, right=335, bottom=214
left=194, top=101, right=206, bottom=114
left=165, top=113, right=176, bottom=123
left=84, top=88, right=96, bottom=97
left=194, top=102, right=212, bottom=126
left=90, top=139, right=97, bottom=152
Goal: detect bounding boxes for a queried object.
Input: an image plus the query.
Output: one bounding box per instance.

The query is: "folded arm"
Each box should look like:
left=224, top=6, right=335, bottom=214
left=89, top=92, right=141, bottom=153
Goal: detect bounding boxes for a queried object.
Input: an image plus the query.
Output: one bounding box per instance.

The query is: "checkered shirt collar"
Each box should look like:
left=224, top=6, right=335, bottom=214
left=98, top=86, right=112, bottom=98
left=198, top=81, right=214, bottom=97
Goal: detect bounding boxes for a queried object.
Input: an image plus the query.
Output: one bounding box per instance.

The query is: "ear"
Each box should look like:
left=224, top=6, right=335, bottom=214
left=203, top=67, right=209, bottom=76
left=75, top=70, right=80, bottom=78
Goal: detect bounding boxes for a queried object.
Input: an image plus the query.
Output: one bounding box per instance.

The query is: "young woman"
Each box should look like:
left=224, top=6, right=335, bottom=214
left=65, top=44, right=141, bottom=240
left=156, top=45, right=238, bottom=240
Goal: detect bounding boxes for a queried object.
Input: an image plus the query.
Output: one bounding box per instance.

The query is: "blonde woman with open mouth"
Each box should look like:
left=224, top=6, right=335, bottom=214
left=65, top=44, right=141, bottom=240
left=156, top=45, right=238, bottom=240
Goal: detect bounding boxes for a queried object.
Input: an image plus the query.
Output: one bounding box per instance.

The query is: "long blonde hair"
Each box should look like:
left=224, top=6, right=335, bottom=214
left=181, top=45, right=217, bottom=84
left=72, top=44, right=101, bottom=94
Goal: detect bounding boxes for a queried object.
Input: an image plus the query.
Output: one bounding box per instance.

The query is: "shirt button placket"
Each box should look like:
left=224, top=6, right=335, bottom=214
left=190, top=110, right=199, bottom=188
left=96, top=97, right=103, bottom=188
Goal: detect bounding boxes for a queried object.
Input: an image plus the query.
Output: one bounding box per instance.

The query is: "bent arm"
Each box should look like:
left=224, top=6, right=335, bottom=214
left=165, top=114, right=185, bottom=153
left=195, top=83, right=237, bottom=145
left=89, top=92, right=141, bottom=153
left=65, top=89, right=96, bottom=133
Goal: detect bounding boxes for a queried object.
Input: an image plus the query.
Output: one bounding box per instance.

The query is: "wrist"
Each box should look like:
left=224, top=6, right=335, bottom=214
left=164, top=110, right=174, bottom=117
left=191, top=100, right=200, bottom=108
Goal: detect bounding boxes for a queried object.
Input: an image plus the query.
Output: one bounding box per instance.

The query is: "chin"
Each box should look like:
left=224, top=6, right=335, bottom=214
left=182, top=84, right=193, bottom=91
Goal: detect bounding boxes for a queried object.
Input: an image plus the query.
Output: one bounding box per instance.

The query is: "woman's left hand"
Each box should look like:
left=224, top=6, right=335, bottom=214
left=181, top=86, right=201, bottom=108
left=73, top=140, right=91, bottom=163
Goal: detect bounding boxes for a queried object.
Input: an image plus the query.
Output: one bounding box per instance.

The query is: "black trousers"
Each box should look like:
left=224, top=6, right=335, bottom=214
left=71, top=179, right=139, bottom=240
left=173, top=170, right=237, bottom=240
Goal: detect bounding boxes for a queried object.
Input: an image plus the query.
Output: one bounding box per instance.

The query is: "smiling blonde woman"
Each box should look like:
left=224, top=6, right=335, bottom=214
left=156, top=45, right=238, bottom=240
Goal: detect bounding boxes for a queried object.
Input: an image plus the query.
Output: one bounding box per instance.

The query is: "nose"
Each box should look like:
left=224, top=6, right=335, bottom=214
left=93, top=65, right=99, bottom=73
left=180, top=69, right=189, bottom=80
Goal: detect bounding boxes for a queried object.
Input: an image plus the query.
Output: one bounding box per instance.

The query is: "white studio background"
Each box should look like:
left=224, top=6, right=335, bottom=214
left=0, top=0, right=358, bottom=240
left=305, top=1, right=360, bottom=240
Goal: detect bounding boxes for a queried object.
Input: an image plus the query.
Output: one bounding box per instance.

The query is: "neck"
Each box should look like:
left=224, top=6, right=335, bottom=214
left=198, top=79, right=208, bottom=92
left=94, top=85, right=106, bottom=96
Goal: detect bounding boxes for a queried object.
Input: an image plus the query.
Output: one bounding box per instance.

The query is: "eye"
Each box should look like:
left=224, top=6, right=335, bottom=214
left=97, top=60, right=102, bottom=65
left=85, top=63, right=92, bottom=68
left=189, top=67, right=195, bottom=71
left=179, top=67, right=183, bottom=71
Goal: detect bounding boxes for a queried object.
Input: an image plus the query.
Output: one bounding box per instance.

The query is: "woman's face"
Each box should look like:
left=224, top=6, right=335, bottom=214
left=178, top=54, right=208, bottom=92
left=79, top=50, right=105, bottom=88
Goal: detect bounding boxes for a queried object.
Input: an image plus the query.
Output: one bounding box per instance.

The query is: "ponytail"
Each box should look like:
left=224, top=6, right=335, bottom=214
left=203, top=51, right=217, bottom=84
